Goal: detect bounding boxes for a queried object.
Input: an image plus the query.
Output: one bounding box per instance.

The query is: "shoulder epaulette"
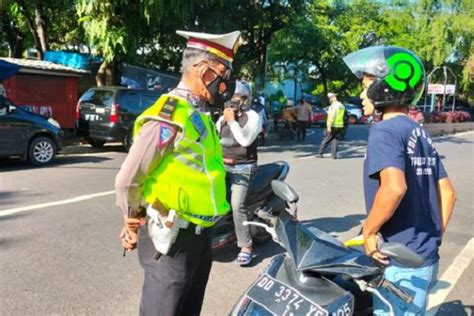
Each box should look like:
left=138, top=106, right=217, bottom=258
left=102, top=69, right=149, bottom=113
left=159, top=97, right=178, bottom=120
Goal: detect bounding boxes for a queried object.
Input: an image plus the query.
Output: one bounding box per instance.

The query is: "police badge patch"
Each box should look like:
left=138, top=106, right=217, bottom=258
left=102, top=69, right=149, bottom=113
left=190, top=111, right=208, bottom=140
left=157, top=124, right=174, bottom=148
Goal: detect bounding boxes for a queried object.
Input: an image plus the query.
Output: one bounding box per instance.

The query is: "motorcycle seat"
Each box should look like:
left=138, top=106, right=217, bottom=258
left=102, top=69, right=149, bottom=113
left=247, top=162, right=287, bottom=201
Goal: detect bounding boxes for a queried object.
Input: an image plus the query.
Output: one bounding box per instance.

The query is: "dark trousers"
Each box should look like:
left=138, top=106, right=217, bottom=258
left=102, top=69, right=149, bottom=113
left=296, top=120, right=308, bottom=141
left=138, top=223, right=212, bottom=316
left=318, top=127, right=344, bottom=158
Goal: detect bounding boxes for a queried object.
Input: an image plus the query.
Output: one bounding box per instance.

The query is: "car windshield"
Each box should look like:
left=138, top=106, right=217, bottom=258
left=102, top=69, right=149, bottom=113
left=80, top=89, right=114, bottom=107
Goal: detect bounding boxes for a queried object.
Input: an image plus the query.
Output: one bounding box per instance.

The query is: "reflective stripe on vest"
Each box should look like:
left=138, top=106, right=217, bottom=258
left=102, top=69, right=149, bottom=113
left=134, top=94, right=230, bottom=227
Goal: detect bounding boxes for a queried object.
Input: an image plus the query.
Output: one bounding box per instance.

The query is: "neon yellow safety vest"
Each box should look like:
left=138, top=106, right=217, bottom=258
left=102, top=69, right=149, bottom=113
left=134, top=94, right=230, bottom=227
left=331, top=102, right=345, bottom=128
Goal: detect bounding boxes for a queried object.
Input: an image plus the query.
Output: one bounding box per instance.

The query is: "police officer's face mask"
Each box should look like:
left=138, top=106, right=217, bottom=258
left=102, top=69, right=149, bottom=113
left=201, top=64, right=235, bottom=106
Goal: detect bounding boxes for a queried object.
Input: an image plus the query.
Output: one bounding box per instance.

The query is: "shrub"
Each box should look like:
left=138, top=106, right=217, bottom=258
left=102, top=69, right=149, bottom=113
left=425, top=111, right=470, bottom=123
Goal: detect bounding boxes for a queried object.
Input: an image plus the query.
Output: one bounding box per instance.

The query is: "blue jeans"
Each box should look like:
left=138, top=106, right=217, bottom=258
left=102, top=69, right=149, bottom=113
left=373, top=262, right=439, bottom=315
left=225, top=164, right=256, bottom=248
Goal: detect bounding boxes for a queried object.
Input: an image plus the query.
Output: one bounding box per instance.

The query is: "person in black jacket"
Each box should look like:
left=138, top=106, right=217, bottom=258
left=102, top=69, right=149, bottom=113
left=217, top=80, right=262, bottom=266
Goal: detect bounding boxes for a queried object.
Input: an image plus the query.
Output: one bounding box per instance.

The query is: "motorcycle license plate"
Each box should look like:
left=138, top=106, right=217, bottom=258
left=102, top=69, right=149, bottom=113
left=245, top=274, right=329, bottom=315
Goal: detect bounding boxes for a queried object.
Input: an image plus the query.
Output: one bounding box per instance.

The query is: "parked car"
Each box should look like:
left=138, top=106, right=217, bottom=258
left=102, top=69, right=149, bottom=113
left=323, top=103, right=363, bottom=124
left=344, top=104, right=363, bottom=124
left=0, top=95, right=63, bottom=165
left=310, top=106, right=328, bottom=127
left=76, top=87, right=162, bottom=150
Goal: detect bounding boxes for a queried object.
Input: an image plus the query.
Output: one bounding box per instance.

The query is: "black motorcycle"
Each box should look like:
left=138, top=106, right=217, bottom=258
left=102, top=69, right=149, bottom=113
left=231, top=180, right=423, bottom=316
left=275, top=118, right=296, bottom=141
left=211, top=161, right=289, bottom=250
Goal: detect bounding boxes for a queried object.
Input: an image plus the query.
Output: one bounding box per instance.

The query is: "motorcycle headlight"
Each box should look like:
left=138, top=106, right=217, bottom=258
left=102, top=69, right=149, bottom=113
left=48, top=117, right=61, bottom=129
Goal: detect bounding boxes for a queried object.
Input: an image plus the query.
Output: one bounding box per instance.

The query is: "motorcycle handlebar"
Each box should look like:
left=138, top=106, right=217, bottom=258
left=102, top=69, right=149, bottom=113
left=381, top=279, right=413, bottom=304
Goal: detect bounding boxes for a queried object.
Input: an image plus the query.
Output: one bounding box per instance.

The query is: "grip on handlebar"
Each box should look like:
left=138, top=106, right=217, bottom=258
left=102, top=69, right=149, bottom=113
left=382, top=279, right=413, bottom=304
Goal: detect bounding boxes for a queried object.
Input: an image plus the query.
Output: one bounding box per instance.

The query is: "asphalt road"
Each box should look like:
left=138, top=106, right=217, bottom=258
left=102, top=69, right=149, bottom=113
left=0, top=125, right=472, bottom=315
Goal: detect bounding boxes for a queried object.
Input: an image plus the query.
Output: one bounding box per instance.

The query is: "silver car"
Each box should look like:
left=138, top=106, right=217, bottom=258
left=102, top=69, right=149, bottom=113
left=323, top=103, right=362, bottom=124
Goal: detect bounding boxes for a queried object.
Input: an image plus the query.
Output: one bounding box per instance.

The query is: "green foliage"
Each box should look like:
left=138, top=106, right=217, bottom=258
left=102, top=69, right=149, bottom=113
left=268, top=90, right=287, bottom=104
left=0, top=0, right=471, bottom=95
left=267, top=0, right=473, bottom=98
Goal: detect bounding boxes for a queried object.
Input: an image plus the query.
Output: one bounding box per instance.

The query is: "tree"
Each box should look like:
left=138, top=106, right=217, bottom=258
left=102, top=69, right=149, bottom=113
left=1, top=5, right=27, bottom=58
left=380, top=0, right=474, bottom=97
left=268, top=0, right=386, bottom=98
left=1, top=0, right=81, bottom=59
left=191, top=0, right=304, bottom=90
left=76, top=0, right=207, bottom=86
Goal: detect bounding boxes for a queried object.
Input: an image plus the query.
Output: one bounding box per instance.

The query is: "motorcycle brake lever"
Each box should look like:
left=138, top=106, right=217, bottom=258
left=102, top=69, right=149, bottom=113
left=354, top=280, right=395, bottom=316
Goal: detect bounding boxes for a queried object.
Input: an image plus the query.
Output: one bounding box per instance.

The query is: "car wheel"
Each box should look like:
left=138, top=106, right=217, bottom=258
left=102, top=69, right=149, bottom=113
left=87, top=138, right=106, bottom=148
left=348, top=115, right=357, bottom=124
left=28, top=136, right=56, bottom=166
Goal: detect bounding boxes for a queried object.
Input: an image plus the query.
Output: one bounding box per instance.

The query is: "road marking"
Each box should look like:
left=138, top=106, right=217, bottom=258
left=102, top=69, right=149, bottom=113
left=426, top=237, right=474, bottom=315
left=58, top=151, right=122, bottom=157
left=0, top=190, right=115, bottom=217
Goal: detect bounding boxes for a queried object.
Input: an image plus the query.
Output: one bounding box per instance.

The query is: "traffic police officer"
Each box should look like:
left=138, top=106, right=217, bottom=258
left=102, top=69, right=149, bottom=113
left=115, top=29, right=241, bottom=316
left=316, top=93, right=345, bottom=159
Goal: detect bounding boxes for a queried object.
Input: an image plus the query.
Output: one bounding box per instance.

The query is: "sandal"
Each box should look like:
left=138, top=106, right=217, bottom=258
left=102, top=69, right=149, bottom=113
left=236, top=251, right=253, bottom=266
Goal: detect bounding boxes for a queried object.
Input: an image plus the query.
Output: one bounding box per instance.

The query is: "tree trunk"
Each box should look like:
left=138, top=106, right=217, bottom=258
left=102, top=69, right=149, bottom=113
left=96, top=59, right=122, bottom=86
left=17, top=0, right=43, bottom=59
left=255, top=42, right=268, bottom=92
left=34, top=0, right=49, bottom=54
left=321, top=72, right=328, bottom=104
left=1, top=11, right=25, bottom=58
left=293, top=63, right=298, bottom=103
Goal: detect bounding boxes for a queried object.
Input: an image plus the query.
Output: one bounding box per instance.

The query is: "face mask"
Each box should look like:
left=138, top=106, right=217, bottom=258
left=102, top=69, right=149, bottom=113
left=203, top=70, right=235, bottom=106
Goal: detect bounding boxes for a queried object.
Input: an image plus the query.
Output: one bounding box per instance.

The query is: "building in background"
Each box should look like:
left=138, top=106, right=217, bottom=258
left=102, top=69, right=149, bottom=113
left=1, top=57, right=88, bottom=130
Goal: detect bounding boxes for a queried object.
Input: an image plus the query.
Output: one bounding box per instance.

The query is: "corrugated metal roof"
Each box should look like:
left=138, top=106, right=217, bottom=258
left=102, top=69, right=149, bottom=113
left=0, top=58, right=89, bottom=76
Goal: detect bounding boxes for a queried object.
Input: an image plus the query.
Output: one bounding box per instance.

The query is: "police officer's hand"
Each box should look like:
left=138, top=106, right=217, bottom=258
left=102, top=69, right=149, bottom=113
left=364, top=234, right=389, bottom=265
left=120, top=217, right=144, bottom=252
left=327, top=126, right=332, bottom=133
left=223, top=108, right=235, bottom=123
left=120, top=225, right=138, bottom=251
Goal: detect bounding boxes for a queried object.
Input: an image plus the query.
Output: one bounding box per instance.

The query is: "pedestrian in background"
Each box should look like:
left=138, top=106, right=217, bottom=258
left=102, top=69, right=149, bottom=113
left=344, top=45, right=456, bottom=315
left=115, top=29, right=241, bottom=316
left=281, top=101, right=297, bottom=133
left=316, top=93, right=345, bottom=158
left=296, top=99, right=313, bottom=141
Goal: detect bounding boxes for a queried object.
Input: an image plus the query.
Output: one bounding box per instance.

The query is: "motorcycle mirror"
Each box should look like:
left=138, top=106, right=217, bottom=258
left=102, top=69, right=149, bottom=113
left=380, top=243, right=423, bottom=268
left=271, top=180, right=299, bottom=203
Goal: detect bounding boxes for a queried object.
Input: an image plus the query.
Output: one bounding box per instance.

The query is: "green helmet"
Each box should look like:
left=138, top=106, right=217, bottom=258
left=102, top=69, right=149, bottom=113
left=343, top=46, right=425, bottom=109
